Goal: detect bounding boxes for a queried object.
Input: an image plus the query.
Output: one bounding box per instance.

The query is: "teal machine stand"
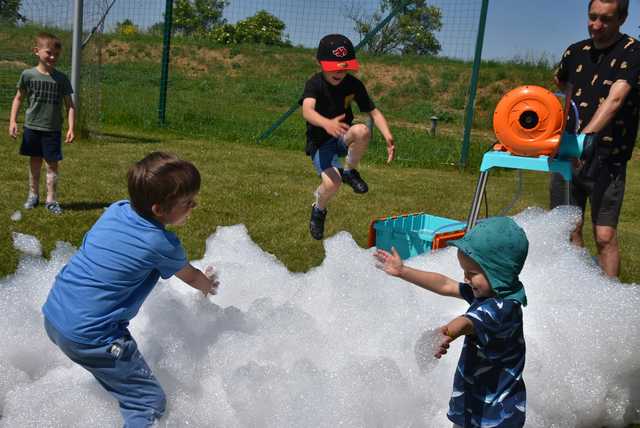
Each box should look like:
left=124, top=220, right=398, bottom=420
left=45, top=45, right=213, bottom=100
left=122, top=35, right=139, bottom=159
left=465, top=132, right=586, bottom=229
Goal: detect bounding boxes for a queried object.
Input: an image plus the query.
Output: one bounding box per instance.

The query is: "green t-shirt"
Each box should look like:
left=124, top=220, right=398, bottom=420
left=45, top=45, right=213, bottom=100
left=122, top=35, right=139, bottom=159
left=17, top=67, right=73, bottom=132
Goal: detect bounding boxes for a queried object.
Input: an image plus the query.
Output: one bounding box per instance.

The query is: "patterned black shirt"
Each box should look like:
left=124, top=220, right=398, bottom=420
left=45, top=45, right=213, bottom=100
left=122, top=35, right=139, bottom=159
left=556, top=34, right=640, bottom=162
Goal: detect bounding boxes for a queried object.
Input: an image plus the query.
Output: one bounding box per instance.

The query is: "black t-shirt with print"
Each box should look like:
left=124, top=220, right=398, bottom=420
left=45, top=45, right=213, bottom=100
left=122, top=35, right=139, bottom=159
left=556, top=34, right=640, bottom=162
left=299, top=72, right=375, bottom=155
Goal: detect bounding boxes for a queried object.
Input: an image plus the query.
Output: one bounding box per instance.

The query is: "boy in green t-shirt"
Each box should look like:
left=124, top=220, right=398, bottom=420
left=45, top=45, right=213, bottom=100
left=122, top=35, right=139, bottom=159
left=8, top=32, right=76, bottom=215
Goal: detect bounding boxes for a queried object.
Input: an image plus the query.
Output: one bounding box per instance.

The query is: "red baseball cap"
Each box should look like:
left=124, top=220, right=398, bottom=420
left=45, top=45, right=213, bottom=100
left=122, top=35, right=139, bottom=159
left=317, top=34, right=360, bottom=72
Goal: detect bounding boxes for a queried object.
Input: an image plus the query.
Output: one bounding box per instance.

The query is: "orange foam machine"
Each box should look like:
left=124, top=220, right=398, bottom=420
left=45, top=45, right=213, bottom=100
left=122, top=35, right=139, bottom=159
left=368, top=85, right=575, bottom=260
left=493, top=85, right=566, bottom=157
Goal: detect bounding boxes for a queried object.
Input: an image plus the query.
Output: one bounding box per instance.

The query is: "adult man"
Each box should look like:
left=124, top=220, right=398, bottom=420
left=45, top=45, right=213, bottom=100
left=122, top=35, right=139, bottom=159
left=550, top=0, right=640, bottom=277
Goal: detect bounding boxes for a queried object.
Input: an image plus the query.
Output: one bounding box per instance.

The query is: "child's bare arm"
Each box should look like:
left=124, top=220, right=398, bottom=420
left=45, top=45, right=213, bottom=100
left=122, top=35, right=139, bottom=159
left=64, top=95, right=76, bottom=143
left=369, top=108, right=395, bottom=163
left=302, top=97, right=350, bottom=138
left=9, top=89, right=24, bottom=138
left=434, top=316, right=475, bottom=359
left=175, top=263, right=219, bottom=297
left=374, top=247, right=461, bottom=297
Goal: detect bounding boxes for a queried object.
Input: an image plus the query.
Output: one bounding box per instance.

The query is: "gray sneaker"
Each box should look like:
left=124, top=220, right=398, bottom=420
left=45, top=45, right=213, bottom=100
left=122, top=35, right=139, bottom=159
left=23, top=194, right=39, bottom=209
left=45, top=201, right=63, bottom=215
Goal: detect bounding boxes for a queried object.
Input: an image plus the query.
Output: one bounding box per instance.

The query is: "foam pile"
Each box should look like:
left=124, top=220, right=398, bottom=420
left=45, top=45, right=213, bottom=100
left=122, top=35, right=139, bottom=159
left=0, top=207, right=638, bottom=427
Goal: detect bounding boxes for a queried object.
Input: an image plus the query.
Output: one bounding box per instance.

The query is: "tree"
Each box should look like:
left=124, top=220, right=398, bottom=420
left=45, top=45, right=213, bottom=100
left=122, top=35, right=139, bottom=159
left=350, top=0, right=442, bottom=55
left=173, top=0, right=227, bottom=36
left=0, top=0, right=25, bottom=24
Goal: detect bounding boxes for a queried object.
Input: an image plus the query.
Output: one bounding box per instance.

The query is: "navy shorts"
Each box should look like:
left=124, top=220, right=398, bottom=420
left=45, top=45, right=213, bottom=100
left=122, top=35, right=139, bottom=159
left=20, top=127, right=63, bottom=161
left=311, top=137, right=348, bottom=175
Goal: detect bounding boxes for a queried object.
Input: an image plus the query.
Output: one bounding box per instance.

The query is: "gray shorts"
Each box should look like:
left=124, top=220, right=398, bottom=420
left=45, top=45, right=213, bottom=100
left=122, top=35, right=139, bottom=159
left=549, top=161, right=627, bottom=227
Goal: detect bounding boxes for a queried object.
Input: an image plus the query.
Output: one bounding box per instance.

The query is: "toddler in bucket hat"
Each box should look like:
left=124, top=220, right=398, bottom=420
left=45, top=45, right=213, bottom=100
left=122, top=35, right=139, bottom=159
left=375, top=216, right=529, bottom=427
left=449, top=216, right=529, bottom=306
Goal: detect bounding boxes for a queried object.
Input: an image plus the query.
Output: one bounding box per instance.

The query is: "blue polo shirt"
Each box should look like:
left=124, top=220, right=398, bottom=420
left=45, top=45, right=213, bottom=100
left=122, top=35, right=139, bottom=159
left=447, top=283, right=526, bottom=428
left=42, top=200, right=188, bottom=345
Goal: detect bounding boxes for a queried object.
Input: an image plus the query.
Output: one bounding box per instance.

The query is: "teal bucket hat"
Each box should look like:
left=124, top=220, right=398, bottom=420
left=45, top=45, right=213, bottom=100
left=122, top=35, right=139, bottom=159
left=449, top=216, right=529, bottom=306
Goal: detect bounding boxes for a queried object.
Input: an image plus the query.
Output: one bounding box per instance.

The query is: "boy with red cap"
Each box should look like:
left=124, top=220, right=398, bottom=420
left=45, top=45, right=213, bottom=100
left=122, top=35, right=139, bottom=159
left=300, top=34, right=395, bottom=240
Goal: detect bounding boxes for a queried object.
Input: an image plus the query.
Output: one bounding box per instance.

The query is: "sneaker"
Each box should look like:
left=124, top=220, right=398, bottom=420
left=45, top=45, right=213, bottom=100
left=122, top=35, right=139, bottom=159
left=45, top=201, right=63, bottom=215
left=342, top=169, right=369, bottom=194
left=309, top=204, right=327, bottom=240
left=23, top=194, right=39, bottom=209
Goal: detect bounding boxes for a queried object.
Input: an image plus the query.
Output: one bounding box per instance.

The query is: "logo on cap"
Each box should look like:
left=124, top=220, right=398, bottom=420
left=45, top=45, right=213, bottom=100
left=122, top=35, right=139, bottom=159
left=332, top=46, right=348, bottom=58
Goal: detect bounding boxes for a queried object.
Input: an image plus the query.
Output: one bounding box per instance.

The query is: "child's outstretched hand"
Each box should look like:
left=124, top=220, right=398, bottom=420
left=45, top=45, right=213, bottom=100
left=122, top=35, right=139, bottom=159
left=433, top=325, right=453, bottom=359
left=203, top=266, right=220, bottom=296
left=434, top=325, right=454, bottom=359
left=374, top=247, right=403, bottom=277
left=324, top=113, right=350, bottom=139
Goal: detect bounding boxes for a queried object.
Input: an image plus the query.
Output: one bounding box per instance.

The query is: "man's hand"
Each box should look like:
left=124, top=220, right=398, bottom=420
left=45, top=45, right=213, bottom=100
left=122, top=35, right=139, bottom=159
left=374, top=247, right=403, bottom=277
left=65, top=129, right=75, bottom=144
left=324, top=113, right=350, bottom=138
left=8, top=122, right=18, bottom=139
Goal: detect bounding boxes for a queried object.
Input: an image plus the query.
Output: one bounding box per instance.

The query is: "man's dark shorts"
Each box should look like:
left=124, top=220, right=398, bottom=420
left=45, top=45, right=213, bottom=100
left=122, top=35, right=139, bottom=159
left=550, top=161, right=626, bottom=227
left=20, top=127, right=63, bottom=162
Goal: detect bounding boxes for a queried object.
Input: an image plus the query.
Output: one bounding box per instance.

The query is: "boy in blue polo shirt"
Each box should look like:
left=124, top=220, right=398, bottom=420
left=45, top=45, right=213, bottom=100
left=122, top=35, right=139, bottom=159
left=375, top=216, right=529, bottom=427
left=300, top=34, right=396, bottom=240
left=42, top=152, right=219, bottom=427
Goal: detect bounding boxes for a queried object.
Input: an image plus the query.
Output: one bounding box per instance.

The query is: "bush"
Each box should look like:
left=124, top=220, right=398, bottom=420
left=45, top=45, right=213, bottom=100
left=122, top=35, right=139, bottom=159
left=115, top=19, right=139, bottom=36
left=209, top=10, right=290, bottom=46
left=209, top=23, right=236, bottom=44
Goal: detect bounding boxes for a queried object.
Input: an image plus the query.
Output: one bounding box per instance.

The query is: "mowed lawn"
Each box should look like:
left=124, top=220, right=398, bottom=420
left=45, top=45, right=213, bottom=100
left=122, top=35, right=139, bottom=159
left=1, top=127, right=639, bottom=283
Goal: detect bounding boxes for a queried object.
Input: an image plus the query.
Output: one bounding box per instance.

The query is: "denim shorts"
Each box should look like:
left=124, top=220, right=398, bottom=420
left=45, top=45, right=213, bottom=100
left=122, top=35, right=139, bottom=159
left=20, top=127, right=63, bottom=161
left=311, top=137, right=348, bottom=175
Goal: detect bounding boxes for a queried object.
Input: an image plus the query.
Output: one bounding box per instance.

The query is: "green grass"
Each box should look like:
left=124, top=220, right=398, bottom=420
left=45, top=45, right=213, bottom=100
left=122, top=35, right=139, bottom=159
left=1, top=129, right=639, bottom=284
left=0, top=25, right=557, bottom=172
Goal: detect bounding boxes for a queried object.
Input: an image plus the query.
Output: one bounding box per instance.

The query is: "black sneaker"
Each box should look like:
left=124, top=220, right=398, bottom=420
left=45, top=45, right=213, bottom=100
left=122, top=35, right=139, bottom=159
left=342, top=169, right=368, bottom=194
left=45, top=201, right=63, bottom=215
left=309, top=204, right=327, bottom=240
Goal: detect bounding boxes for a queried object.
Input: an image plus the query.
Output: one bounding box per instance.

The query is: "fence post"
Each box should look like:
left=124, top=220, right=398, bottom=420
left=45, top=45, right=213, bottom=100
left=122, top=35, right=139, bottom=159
left=459, top=0, right=489, bottom=168
left=430, top=116, right=438, bottom=136
left=158, top=0, right=174, bottom=125
left=71, top=0, right=83, bottom=113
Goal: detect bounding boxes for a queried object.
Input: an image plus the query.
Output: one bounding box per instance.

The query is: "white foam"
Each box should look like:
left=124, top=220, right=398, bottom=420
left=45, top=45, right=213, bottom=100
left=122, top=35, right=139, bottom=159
left=11, top=232, right=41, bottom=256
left=1, top=208, right=638, bottom=427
